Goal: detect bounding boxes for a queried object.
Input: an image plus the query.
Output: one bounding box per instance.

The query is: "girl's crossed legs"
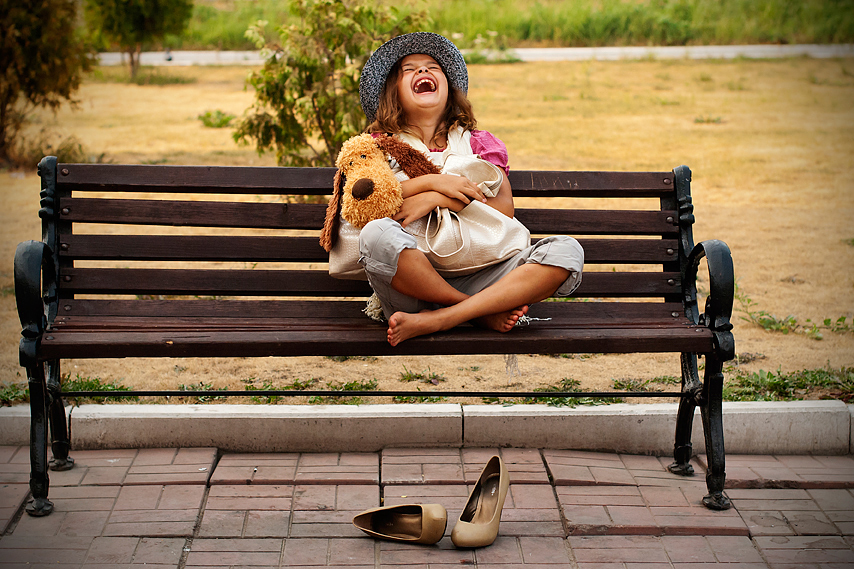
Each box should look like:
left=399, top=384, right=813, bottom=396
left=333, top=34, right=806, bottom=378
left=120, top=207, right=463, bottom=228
left=359, top=218, right=584, bottom=346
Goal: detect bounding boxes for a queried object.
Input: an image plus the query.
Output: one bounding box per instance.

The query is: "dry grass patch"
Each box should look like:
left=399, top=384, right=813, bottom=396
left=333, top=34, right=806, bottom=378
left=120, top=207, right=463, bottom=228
left=2, top=57, right=852, bottom=402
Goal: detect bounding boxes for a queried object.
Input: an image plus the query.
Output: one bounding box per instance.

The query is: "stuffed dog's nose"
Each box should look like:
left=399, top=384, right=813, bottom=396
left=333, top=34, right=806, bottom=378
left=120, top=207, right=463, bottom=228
left=352, top=178, right=375, bottom=200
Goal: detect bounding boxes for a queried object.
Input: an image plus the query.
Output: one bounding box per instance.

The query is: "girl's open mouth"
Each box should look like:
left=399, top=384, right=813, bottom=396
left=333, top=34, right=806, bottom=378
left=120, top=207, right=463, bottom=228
left=413, top=77, right=437, bottom=94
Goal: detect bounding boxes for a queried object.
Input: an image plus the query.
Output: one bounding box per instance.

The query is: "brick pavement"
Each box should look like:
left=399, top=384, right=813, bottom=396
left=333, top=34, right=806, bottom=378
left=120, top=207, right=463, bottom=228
left=1, top=446, right=853, bottom=568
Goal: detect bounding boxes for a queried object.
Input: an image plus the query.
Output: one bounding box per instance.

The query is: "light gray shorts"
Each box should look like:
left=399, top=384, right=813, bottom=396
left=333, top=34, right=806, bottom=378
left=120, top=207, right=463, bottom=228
left=358, top=217, right=584, bottom=319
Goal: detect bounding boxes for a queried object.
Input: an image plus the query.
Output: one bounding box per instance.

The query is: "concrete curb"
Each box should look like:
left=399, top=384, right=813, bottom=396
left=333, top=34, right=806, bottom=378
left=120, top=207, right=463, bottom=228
left=1, top=401, right=851, bottom=455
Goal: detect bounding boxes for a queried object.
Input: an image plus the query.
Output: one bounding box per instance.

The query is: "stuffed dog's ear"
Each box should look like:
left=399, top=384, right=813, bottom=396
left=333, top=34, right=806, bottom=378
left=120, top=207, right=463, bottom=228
left=320, top=168, right=344, bottom=252
left=375, top=135, right=442, bottom=179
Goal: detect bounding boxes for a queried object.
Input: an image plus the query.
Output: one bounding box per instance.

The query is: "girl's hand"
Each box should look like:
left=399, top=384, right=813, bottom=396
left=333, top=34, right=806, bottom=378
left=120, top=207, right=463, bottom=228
left=434, top=174, right=486, bottom=204
left=401, top=174, right=485, bottom=204
left=393, top=191, right=463, bottom=227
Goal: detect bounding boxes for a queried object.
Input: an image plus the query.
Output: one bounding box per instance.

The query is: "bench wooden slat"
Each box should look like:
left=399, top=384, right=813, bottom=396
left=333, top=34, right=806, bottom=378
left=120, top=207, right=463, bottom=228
left=57, top=299, right=687, bottom=321
left=60, top=198, right=676, bottom=235
left=508, top=170, right=674, bottom=197
left=61, top=268, right=680, bottom=297
left=59, top=164, right=337, bottom=194
left=62, top=234, right=679, bottom=264
left=39, top=325, right=712, bottom=360
left=59, top=164, right=673, bottom=197
left=60, top=198, right=325, bottom=229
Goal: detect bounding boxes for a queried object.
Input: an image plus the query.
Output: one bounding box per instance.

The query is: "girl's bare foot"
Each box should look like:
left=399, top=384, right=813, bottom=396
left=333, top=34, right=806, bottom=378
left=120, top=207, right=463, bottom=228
left=387, top=311, right=445, bottom=346
left=474, top=305, right=529, bottom=332
left=387, top=305, right=529, bottom=346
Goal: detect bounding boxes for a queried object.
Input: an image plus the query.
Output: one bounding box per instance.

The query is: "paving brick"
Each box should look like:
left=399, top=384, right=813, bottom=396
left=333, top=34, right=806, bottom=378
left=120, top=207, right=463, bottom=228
left=1, top=484, right=30, bottom=532
left=282, top=536, right=329, bottom=564
left=382, top=484, right=470, bottom=510
left=84, top=536, right=138, bottom=564
left=379, top=538, right=474, bottom=565
left=660, top=535, right=716, bottom=563
left=544, top=450, right=636, bottom=487
left=296, top=453, right=379, bottom=485
left=729, top=487, right=851, bottom=536
left=197, top=509, right=247, bottom=538
left=0, top=535, right=94, bottom=568
left=472, top=536, right=522, bottom=564
left=808, top=489, right=854, bottom=511
left=0, top=446, right=20, bottom=464
left=702, top=535, right=765, bottom=563
left=48, top=449, right=135, bottom=487
left=702, top=454, right=854, bottom=490
left=289, top=484, right=379, bottom=539
left=327, top=537, right=375, bottom=565
left=0, top=459, right=29, bottom=484
left=462, top=448, right=550, bottom=485
left=210, top=453, right=300, bottom=485
left=558, top=485, right=747, bottom=537
left=205, top=485, right=293, bottom=511
left=519, top=536, right=572, bottom=563
left=568, top=535, right=670, bottom=563
left=382, top=448, right=462, bottom=485
left=738, top=510, right=797, bottom=536
left=186, top=537, right=283, bottom=566
left=132, top=537, right=186, bottom=564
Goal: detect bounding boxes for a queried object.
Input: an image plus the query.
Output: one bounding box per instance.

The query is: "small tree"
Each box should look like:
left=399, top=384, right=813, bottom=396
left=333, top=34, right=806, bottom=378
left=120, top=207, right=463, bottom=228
left=234, top=0, right=427, bottom=167
left=0, top=0, right=94, bottom=165
left=84, top=0, right=193, bottom=78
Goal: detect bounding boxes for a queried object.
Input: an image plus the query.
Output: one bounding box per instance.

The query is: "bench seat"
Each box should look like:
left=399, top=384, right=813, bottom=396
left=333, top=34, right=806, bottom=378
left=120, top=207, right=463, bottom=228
left=15, top=158, right=735, bottom=516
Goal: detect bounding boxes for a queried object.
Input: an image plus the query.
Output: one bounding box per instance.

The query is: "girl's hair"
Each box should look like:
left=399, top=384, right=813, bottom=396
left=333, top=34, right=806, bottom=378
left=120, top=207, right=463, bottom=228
left=366, top=60, right=477, bottom=141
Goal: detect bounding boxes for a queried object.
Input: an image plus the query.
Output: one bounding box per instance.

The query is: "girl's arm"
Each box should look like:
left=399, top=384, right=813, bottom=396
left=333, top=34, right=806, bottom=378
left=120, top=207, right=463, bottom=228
left=484, top=175, right=514, bottom=218
left=392, top=174, right=515, bottom=227
left=393, top=190, right=465, bottom=227
left=400, top=173, right=485, bottom=203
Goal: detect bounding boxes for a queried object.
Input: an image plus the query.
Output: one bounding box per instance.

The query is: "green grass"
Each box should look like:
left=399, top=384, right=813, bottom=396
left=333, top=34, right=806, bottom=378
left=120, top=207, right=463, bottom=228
left=156, top=0, right=854, bottom=51
left=198, top=110, right=236, bottom=129
left=177, top=381, right=227, bottom=402
left=241, top=377, right=319, bottom=404
left=723, top=366, right=854, bottom=402
left=309, top=378, right=378, bottom=405
left=62, top=373, right=137, bottom=403
left=399, top=366, right=446, bottom=385
left=0, top=383, right=28, bottom=406
left=393, top=388, right=449, bottom=403
left=735, top=283, right=852, bottom=340
left=521, top=377, right=620, bottom=407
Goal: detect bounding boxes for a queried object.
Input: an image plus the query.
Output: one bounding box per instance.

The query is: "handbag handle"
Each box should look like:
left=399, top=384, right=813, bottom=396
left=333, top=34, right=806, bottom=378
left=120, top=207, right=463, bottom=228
left=424, top=207, right=470, bottom=259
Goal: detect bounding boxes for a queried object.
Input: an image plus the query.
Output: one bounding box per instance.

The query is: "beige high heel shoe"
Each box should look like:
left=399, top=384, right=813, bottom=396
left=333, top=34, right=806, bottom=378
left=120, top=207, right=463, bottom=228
left=451, top=455, right=509, bottom=548
left=353, top=503, right=447, bottom=544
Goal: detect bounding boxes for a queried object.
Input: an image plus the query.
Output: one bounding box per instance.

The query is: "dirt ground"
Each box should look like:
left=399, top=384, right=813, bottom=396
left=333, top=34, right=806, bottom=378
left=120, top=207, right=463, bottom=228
left=1, top=58, right=852, bottom=404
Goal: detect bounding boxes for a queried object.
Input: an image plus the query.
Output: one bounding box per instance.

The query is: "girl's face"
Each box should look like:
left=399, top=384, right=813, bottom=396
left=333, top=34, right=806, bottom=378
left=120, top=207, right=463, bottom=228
left=395, top=54, right=449, bottom=119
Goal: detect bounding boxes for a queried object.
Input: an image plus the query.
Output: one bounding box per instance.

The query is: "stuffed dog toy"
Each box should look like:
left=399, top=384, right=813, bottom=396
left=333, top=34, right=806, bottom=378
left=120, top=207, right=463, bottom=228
left=320, top=134, right=441, bottom=253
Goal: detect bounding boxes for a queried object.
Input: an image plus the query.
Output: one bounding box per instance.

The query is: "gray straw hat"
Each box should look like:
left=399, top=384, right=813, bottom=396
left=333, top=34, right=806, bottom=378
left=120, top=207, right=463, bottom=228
left=359, top=32, right=468, bottom=123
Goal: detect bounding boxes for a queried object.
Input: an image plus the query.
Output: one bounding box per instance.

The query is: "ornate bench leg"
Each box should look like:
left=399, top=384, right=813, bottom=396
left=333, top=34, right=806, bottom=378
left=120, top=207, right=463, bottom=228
left=668, top=353, right=700, bottom=476
left=26, top=363, right=54, bottom=516
left=47, top=361, right=74, bottom=471
left=700, top=352, right=731, bottom=510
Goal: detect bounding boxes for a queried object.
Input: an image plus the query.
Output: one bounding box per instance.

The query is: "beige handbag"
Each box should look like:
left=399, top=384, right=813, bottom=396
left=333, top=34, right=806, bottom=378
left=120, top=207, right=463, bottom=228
left=407, top=201, right=530, bottom=276
left=328, top=217, right=367, bottom=280
left=328, top=127, right=525, bottom=280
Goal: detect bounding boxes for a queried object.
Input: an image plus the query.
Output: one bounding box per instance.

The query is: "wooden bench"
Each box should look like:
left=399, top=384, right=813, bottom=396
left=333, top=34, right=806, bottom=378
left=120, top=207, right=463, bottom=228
left=15, top=156, right=735, bottom=516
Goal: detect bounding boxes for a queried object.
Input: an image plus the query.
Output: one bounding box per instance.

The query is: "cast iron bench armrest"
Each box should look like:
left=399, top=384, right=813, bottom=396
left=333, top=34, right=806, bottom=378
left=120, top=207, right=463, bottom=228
left=14, top=241, right=52, bottom=367
left=685, top=239, right=735, bottom=360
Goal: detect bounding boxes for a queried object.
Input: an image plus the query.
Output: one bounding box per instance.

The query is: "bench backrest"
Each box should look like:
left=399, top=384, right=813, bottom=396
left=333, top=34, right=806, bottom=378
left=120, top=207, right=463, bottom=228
left=36, top=158, right=697, bottom=325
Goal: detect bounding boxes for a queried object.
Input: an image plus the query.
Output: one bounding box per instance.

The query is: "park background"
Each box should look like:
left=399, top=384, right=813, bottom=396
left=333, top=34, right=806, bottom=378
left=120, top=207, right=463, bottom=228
left=1, top=0, right=852, bottom=405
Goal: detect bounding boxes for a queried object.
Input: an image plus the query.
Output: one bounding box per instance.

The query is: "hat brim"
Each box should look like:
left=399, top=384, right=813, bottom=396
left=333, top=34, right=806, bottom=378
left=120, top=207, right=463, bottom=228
left=359, top=32, right=468, bottom=123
